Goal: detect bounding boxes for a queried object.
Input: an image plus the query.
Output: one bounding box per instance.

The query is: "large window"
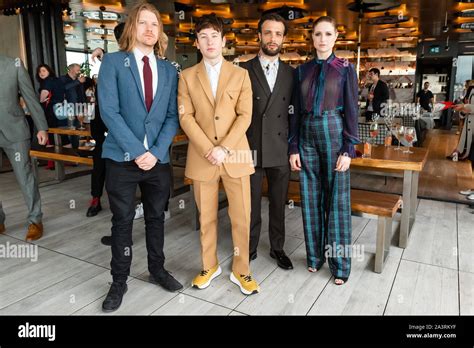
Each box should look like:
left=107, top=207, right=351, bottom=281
left=65, top=50, right=101, bottom=77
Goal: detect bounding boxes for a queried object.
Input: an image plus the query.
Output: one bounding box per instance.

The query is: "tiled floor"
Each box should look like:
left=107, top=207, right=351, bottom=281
left=0, top=171, right=473, bottom=315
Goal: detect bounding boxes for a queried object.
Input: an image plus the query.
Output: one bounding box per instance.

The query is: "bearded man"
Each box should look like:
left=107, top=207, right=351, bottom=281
left=240, top=13, right=294, bottom=270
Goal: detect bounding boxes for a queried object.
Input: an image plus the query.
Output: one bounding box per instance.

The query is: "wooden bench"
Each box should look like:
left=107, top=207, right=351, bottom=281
left=348, top=189, right=401, bottom=273
left=30, top=146, right=93, bottom=181
left=183, top=177, right=401, bottom=273
left=30, top=133, right=188, bottom=183
left=30, top=146, right=93, bottom=166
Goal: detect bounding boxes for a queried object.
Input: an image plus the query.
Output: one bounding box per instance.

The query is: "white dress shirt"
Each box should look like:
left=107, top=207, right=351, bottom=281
left=259, top=56, right=279, bottom=93
left=204, top=58, right=223, bottom=99
left=367, top=81, right=377, bottom=112
left=133, top=47, right=158, bottom=149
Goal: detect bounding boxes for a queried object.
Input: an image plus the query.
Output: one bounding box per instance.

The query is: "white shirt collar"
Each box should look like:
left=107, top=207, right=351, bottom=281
left=204, top=58, right=223, bottom=75
left=133, top=47, right=155, bottom=64
left=259, top=55, right=279, bottom=69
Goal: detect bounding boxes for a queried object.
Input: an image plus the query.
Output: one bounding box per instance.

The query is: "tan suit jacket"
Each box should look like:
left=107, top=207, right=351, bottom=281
left=178, top=59, right=255, bottom=182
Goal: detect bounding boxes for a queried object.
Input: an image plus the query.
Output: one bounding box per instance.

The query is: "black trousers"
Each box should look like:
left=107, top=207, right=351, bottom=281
left=249, top=165, right=290, bottom=254
left=91, top=135, right=106, bottom=198
left=105, top=159, right=171, bottom=283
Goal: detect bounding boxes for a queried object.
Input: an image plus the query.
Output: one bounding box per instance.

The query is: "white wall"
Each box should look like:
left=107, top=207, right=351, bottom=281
left=0, top=15, right=24, bottom=63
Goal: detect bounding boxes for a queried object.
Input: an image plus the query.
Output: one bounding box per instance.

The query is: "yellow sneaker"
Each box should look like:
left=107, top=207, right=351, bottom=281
left=230, top=272, right=260, bottom=295
left=192, top=265, right=222, bottom=289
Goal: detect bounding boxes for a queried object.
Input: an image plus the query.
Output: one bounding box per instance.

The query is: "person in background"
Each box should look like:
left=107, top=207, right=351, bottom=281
left=87, top=23, right=123, bottom=222
left=84, top=76, right=108, bottom=218
left=36, top=64, right=56, bottom=149
left=454, top=97, right=474, bottom=200
left=58, top=63, right=86, bottom=148
left=365, top=68, right=389, bottom=122
left=289, top=16, right=360, bottom=285
left=450, top=80, right=474, bottom=161
left=36, top=64, right=72, bottom=163
left=159, top=32, right=182, bottom=75
left=0, top=55, right=49, bottom=241
left=457, top=80, right=473, bottom=135
left=416, top=81, right=434, bottom=112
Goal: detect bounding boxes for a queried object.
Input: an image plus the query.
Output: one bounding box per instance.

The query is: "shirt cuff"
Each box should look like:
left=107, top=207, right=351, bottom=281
left=288, top=142, right=299, bottom=155
left=339, top=142, right=357, bottom=159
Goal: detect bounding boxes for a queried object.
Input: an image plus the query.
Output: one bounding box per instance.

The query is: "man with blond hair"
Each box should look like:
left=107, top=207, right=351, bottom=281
left=98, top=1, right=182, bottom=312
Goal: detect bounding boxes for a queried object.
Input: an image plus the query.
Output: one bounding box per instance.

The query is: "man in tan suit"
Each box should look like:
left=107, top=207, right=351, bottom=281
left=178, top=14, right=260, bottom=295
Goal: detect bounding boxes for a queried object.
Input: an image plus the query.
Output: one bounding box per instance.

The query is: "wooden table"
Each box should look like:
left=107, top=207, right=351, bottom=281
left=45, top=126, right=92, bottom=181
left=48, top=125, right=91, bottom=138
left=351, top=145, right=428, bottom=248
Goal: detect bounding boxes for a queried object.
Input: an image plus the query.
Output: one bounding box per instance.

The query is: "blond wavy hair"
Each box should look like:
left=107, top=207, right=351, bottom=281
left=159, top=32, right=169, bottom=58
left=118, top=1, right=164, bottom=57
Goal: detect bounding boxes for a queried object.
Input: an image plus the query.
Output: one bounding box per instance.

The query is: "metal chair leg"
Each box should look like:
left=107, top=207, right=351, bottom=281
left=374, top=217, right=392, bottom=273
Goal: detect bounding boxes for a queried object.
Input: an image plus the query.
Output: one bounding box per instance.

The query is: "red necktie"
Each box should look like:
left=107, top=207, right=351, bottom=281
left=142, top=56, right=153, bottom=112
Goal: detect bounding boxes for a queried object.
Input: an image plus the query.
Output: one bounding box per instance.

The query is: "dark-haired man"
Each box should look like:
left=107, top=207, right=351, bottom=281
left=416, top=81, right=434, bottom=112
left=240, top=13, right=294, bottom=270
left=365, top=68, right=389, bottom=122
left=178, top=14, right=260, bottom=295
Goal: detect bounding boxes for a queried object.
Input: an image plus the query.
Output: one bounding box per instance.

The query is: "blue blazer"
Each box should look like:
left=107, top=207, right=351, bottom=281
left=98, top=51, right=179, bottom=163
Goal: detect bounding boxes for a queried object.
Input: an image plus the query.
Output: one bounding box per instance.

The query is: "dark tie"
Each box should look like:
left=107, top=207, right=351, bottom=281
left=265, top=63, right=270, bottom=76
left=142, top=56, right=153, bottom=112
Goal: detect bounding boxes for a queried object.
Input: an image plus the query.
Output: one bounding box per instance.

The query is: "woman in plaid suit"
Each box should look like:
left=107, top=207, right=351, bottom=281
left=289, top=16, right=360, bottom=285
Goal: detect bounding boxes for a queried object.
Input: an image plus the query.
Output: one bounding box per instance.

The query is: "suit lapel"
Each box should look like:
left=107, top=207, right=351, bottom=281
left=197, top=60, right=215, bottom=108
left=215, top=60, right=231, bottom=107
left=251, top=57, right=271, bottom=98
left=265, top=59, right=285, bottom=111
left=126, top=52, right=147, bottom=111
left=148, top=58, right=166, bottom=115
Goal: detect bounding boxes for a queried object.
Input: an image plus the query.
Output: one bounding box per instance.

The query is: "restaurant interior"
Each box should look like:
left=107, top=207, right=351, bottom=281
left=0, top=0, right=473, bottom=318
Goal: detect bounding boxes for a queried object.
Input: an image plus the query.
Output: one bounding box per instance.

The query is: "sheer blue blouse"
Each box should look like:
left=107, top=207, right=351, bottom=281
left=289, top=53, right=360, bottom=157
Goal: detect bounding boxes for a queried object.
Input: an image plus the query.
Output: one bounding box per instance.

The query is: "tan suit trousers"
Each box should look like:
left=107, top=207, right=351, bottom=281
left=193, top=165, right=251, bottom=275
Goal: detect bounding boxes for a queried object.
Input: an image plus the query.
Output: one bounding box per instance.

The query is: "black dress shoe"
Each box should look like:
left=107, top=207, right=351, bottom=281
left=249, top=251, right=258, bottom=261
left=101, top=236, right=112, bottom=246
left=102, top=282, right=127, bottom=312
left=86, top=198, right=102, bottom=217
left=270, top=249, right=293, bottom=270
left=150, top=270, right=183, bottom=292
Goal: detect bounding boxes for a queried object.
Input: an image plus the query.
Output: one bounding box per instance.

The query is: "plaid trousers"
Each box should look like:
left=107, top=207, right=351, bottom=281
left=298, top=111, right=352, bottom=279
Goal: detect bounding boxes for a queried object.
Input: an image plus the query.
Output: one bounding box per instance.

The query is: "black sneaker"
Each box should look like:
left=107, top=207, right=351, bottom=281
left=101, top=235, right=112, bottom=246
left=102, top=282, right=128, bottom=312
left=150, top=270, right=183, bottom=292
left=86, top=197, right=102, bottom=217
